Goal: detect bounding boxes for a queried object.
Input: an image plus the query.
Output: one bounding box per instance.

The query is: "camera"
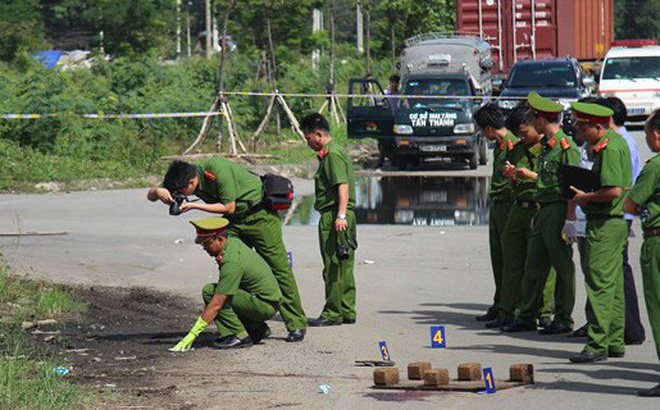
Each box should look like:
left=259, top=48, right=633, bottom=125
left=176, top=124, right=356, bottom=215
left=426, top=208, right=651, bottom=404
left=336, top=233, right=358, bottom=260
left=169, top=191, right=188, bottom=216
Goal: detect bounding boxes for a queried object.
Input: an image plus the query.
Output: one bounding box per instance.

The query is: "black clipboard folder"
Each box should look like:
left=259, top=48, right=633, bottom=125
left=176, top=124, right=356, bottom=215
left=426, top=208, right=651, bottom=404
left=560, top=164, right=600, bottom=200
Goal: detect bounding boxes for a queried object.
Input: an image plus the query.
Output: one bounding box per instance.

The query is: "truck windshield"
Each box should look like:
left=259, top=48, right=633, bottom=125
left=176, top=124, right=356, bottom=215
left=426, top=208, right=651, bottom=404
left=507, top=63, right=577, bottom=88
left=401, top=79, right=470, bottom=107
left=601, top=56, right=660, bottom=80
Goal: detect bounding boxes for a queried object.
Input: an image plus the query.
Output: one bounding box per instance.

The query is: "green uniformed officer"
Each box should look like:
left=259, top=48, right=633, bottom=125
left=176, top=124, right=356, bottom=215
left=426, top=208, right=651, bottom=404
left=300, top=113, right=357, bottom=326
left=148, top=157, right=307, bottom=342
left=473, top=103, right=518, bottom=323
left=170, top=217, right=282, bottom=351
left=568, top=102, right=632, bottom=363
left=503, top=92, right=579, bottom=335
left=623, top=110, right=660, bottom=396
left=487, top=103, right=554, bottom=329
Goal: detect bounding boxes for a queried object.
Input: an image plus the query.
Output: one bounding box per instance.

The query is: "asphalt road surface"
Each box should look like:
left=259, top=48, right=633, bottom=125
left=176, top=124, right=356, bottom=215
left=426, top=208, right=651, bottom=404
left=1, top=129, right=657, bottom=409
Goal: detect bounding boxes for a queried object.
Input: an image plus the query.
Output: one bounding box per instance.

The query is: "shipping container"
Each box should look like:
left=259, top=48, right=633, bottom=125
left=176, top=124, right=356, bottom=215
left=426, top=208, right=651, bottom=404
left=456, top=0, right=614, bottom=74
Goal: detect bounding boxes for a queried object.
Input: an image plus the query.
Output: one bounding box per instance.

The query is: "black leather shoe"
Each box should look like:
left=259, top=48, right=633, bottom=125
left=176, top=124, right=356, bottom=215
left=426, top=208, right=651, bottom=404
left=308, top=317, right=341, bottom=327
left=608, top=350, right=625, bottom=358
left=213, top=335, right=253, bottom=349
left=248, top=323, right=271, bottom=344
left=286, top=329, right=306, bottom=343
left=214, top=335, right=232, bottom=345
left=485, top=318, right=512, bottom=329
left=539, top=322, right=572, bottom=335
left=476, top=310, right=498, bottom=322
left=569, top=324, right=588, bottom=338
left=569, top=350, right=607, bottom=363
left=625, top=338, right=645, bottom=345
left=638, top=383, right=660, bottom=397
left=501, top=320, right=537, bottom=333
left=538, top=317, right=553, bottom=329
left=343, top=318, right=356, bottom=324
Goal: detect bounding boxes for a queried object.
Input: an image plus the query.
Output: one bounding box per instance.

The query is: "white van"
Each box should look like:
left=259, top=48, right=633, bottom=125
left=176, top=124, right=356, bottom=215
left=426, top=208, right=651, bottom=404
left=598, top=41, right=660, bottom=120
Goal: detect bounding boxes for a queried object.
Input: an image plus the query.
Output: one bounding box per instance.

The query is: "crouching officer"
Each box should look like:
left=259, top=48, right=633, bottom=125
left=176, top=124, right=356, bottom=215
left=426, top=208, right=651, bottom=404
left=301, top=113, right=357, bottom=327
left=623, top=110, right=660, bottom=396
left=170, top=217, right=282, bottom=351
left=568, top=102, right=632, bottom=363
left=147, top=157, right=307, bottom=343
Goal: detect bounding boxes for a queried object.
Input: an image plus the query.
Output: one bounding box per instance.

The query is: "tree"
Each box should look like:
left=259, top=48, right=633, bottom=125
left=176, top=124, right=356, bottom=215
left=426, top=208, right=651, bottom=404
left=0, top=0, right=45, bottom=63
left=614, top=0, right=659, bottom=40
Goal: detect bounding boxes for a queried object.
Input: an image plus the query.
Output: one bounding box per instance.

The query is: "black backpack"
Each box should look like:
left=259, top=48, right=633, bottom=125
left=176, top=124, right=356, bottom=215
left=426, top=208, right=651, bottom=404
left=260, top=173, right=294, bottom=211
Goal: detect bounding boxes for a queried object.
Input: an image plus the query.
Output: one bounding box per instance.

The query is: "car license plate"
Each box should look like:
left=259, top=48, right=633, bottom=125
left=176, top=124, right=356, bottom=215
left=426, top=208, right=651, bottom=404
left=627, top=107, right=645, bottom=115
left=420, top=145, right=446, bottom=152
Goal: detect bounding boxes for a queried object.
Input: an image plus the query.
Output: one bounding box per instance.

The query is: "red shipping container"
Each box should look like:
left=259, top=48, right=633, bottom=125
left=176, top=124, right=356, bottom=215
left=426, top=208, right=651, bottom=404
left=456, top=0, right=613, bottom=74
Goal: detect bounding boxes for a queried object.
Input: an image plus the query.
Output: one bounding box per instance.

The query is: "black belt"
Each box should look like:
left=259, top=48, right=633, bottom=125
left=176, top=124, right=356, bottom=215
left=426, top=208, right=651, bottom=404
left=515, top=200, right=539, bottom=209
left=587, top=214, right=622, bottom=221
left=227, top=202, right=265, bottom=222
left=644, top=227, right=660, bottom=239
left=539, top=201, right=565, bottom=207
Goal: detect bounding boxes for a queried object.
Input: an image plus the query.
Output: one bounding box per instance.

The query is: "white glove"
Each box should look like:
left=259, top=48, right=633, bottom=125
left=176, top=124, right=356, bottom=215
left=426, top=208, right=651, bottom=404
left=561, top=220, right=577, bottom=245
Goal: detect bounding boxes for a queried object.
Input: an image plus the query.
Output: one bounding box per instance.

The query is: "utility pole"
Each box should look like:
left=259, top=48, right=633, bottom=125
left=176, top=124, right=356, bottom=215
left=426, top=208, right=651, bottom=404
left=176, top=0, right=182, bottom=58
left=205, top=0, right=212, bottom=58
left=312, top=8, right=323, bottom=70
left=187, top=1, right=192, bottom=57
left=356, top=1, right=364, bottom=55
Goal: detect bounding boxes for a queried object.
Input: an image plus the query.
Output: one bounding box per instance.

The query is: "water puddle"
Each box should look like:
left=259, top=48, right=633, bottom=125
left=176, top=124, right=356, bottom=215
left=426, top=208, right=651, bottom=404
left=287, top=176, right=491, bottom=226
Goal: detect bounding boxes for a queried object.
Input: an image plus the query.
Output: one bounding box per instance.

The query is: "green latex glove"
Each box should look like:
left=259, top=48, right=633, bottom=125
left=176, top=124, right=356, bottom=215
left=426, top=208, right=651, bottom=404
left=169, top=316, right=209, bottom=352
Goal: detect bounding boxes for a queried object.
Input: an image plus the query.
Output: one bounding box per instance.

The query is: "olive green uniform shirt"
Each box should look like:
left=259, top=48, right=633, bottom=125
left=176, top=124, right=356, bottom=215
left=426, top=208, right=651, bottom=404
left=314, top=140, right=356, bottom=212
left=506, top=140, right=544, bottom=201
left=628, top=154, right=660, bottom=230
left=584, top=129, right=633, bottom=217
left=215, top=237, right=283, bottom=304
left=194, top=157, right=263, bottom=215
left=490, top=131, right=519, bottom=202
left=535, top=130, right=580, bottom=204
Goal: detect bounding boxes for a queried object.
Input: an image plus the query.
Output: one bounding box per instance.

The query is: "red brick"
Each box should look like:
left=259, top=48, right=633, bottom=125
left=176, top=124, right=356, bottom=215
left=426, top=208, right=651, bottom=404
left=509, top=364, right=534, bottom=384
left=374, top=367, right=400, bottom=386
left=423, top=369, right=450, bottom=386
left=407, top=362, right=432, bottom=380
left=457, top=363, right=482, bottom=381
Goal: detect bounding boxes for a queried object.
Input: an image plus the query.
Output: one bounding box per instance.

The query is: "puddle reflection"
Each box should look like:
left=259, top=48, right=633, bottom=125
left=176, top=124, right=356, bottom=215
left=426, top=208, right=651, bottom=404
left=288, top=176, right=491, bottom=226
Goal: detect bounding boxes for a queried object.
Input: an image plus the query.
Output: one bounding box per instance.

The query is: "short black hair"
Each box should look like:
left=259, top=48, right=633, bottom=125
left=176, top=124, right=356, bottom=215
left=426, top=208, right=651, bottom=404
left=578, top=96, right=600, bottom=104
left=506, top=103, right=535, bottom=134
left=600, top=97, right=627, bottom=127
left=647, top=109, right=660, bottom=132
left=475, top=103, right=506, bottom=129
left=300, top=113, right=330, bottom=134
left=389, top=74, right=400, bottom=83
left=163, top=160, right=197, bottom=192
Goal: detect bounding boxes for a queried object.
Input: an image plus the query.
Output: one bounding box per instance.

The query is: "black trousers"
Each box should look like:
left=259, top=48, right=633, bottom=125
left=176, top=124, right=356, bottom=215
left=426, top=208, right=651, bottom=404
left=578, top=220, right=645, bottom=344
left=622, top=220, right=646, bottom=344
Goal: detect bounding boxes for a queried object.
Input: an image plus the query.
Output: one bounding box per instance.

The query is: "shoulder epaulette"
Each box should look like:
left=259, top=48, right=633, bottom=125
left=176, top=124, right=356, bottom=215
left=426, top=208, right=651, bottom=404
left=204, top=170, right=217, bottom=181
left=594, top=138, right=609, bottom=153
left=560, top=138, right=571, bottom=151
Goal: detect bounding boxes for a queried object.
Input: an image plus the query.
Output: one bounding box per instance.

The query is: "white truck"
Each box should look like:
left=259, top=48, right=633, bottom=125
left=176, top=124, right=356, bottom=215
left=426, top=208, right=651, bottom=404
left=598, top=40, right=660, bottom=120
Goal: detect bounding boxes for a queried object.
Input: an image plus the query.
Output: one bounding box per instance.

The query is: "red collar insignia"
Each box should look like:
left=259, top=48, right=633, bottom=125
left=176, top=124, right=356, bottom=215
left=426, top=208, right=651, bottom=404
left=318, top=147, right=329, bottom=158
left=548, top=138, right=557, bottom=149
left=594, top=138, right=610, bottom=153
left=204, top=170, right=217, bottom=181
left=499, top=140, right=505, bottom=151
left=507, top=139, right=514, bottom=151
left=560, top=138, right=570, bottom=151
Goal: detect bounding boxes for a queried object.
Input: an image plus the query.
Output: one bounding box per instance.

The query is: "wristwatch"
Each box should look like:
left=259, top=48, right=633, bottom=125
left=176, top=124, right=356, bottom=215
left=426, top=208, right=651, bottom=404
left=337, top=212, right=346, bottom=220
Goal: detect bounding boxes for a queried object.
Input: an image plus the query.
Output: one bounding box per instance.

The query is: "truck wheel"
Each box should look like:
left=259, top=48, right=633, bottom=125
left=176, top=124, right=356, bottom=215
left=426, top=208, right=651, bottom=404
left=469, top=152, right=478, bottom=170
left=478, top=140, right=488, bottom=165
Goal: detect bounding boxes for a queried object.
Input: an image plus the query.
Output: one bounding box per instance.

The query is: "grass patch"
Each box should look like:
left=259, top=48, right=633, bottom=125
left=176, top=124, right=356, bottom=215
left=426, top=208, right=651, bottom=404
left=0, top=263, right=91, bottom=409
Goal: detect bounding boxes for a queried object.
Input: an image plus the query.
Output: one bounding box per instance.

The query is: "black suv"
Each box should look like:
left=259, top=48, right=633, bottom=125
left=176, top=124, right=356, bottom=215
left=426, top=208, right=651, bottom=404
left=497, top=58, right=594, bottom=133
